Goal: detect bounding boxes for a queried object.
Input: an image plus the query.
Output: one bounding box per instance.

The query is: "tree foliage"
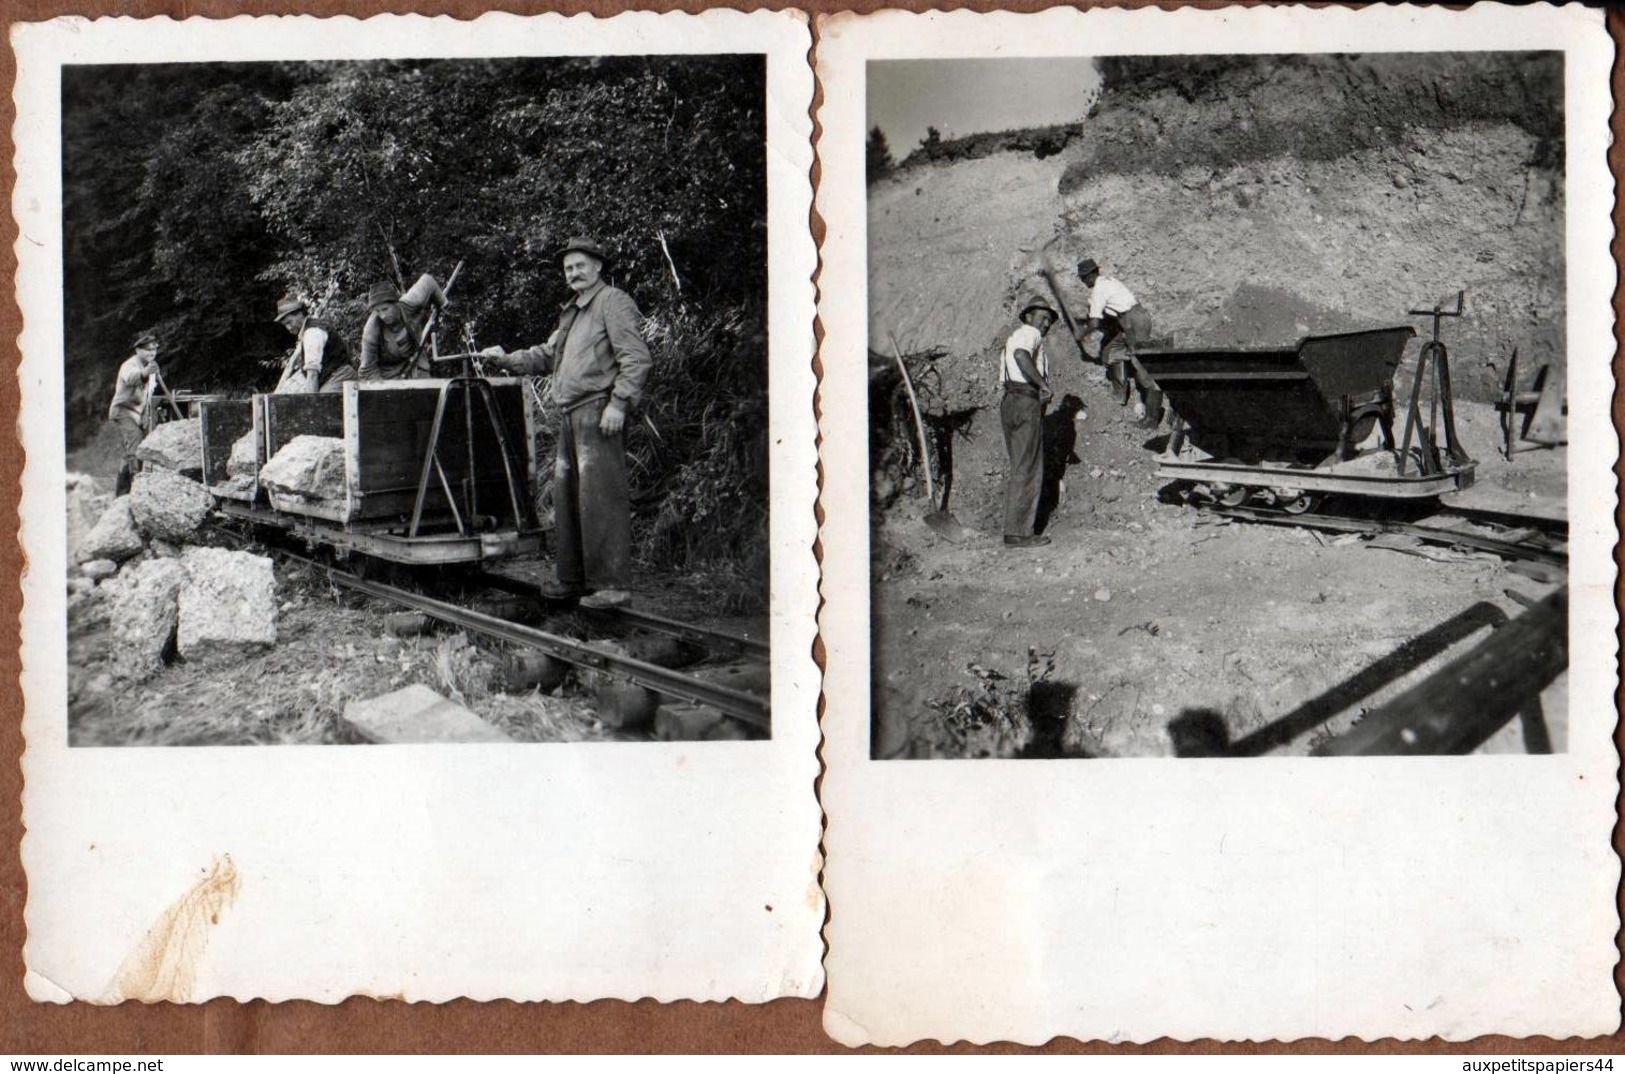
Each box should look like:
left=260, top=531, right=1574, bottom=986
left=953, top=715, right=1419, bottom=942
left=62, top=56, right=769, bottom=588
left=865, top=126, right=893, bottom=185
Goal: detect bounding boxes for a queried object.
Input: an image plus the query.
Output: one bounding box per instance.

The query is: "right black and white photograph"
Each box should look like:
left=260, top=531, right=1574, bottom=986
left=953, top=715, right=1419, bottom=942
left=867, top=51, right=1570, bottom=760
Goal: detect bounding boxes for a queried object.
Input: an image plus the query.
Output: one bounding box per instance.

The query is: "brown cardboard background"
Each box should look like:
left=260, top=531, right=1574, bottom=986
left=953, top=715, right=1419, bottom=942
left=1, top=0, right=1618, bottom=1054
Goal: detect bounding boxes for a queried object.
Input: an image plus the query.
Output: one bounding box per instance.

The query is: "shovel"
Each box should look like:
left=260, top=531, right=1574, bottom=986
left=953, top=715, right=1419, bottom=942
left=888, top=334, right=969, bottom=541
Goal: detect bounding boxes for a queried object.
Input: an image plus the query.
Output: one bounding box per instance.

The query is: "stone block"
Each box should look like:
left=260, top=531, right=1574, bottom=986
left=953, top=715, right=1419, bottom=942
left=80, top=558, right=119, bottom=580
left=342, top=684, right=512, bottom=744
left=108, top=557, right=186, bottom=682
left=135, top=418, right=204, bottom=476
left=654, top=702, right=728, bottom=741
left=177, top=547, right=277, bottom=659
left=226, top=431, right=259, bottom=478
left=129, top=470, right=213, bottom=542
left=76, top=496, right=145, bottom=563
left=259, top=435, right=347, bottom=502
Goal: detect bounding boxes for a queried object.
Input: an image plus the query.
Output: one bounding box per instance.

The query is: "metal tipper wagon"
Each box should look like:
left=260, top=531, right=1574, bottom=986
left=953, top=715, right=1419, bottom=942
left=1136, top=294, right=1477, bottom=515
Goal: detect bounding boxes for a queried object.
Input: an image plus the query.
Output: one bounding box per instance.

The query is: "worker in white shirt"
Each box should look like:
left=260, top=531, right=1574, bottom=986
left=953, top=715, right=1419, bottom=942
left=1077, top=257, right=1162, bottom=428
left=999, top=296, right=1060, bottom=548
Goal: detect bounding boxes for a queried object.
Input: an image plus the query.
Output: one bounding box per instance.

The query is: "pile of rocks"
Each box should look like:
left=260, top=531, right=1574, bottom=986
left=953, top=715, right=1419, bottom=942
left=70, top=427, right=280, bottom=682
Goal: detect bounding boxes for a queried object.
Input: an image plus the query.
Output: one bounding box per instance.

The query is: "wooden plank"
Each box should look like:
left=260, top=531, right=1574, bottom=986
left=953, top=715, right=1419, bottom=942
left=267, top=490, right=349, bottom=522
left=264, top=392, right=345, bottom=453
left=198, top=398, right=253, bottom=486
left=1315, top=587, right=1566, bottom=756
left=350, top=383, right=532, bottom=520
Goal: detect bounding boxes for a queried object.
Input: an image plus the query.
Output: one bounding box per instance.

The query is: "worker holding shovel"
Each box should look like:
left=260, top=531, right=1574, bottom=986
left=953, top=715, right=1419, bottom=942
left=1000, top=296, right=1060, bottom=548
left=106, top=330, right=161, bottom=496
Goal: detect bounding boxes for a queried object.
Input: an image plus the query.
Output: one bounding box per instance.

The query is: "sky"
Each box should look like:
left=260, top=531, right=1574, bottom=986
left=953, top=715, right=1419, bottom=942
left=867, top=58, right=1102, bottom=159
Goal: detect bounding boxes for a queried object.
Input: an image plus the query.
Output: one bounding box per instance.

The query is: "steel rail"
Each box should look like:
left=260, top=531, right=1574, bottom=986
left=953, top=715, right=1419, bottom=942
left=1204, top=505, right=1568, bottom=567
left=266, top=548, right=770, bottom=731
left=472, top=571, right=770, bottom=660
left=1437, top=504, right=1569, bottom=542
left=585, top=605, right=770, bottom=662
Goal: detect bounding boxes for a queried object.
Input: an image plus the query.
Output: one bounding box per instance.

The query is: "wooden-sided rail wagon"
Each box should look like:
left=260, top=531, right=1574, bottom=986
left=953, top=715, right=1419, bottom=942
left=199, top=377, right=544, bottom=565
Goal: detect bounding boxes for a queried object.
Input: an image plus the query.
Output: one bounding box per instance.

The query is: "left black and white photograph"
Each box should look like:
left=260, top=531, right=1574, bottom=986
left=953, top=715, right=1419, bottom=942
left=61, top=53, right=773, bottom=746
left=18, top=12, right=819, bottom=1004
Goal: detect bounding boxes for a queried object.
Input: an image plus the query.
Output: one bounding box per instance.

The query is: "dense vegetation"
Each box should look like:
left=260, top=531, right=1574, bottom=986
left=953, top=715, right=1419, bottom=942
left=62, top=57, right=768, bottom=592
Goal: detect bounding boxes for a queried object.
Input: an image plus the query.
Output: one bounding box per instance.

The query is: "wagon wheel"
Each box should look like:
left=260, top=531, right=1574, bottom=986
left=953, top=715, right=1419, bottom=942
left=1281, top=492, right=1320, bottom=516
left=1216, top=485, right=1250, bottom=507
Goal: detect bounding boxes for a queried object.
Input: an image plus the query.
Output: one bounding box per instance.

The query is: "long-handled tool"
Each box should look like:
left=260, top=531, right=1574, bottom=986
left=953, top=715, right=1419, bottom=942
left=410, top=259, right=465, bottom=377
left=141, top=366, right=186, bottom=433
left=1039, top=263, right=1085, bottom=347
left=888, top=333, right=968, bottom=541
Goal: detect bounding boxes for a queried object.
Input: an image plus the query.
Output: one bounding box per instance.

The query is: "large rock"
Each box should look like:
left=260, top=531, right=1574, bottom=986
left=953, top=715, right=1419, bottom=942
left=66, top=473, right=109, bottom=555
left=129, top=469, right=213, bottom=542
left=226, top=431, right=259, bottom=479
left=135, top=418, right=203, bottom=476
left=108, top=557, right=186, bottom=682
left=76, top=496, right=144, bottom=563
left=258, top=435, right=347, bottom=502
left=177, top=546, right=277, bottom=659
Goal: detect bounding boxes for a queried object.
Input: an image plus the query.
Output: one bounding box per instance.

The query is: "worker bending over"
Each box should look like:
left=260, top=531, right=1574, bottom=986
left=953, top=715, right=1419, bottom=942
left=1077, top=257, right=1162, bottom=428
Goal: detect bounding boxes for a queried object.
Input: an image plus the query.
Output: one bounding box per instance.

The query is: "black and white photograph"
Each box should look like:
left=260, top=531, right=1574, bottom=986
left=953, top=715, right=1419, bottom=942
left=18, top=12, right=820, bottom=1005
left=816, top=4, right=1615, bottom=1047
left=61, top=52, right=773, bottom=746
left=865, top=50, right=1572, bottom=759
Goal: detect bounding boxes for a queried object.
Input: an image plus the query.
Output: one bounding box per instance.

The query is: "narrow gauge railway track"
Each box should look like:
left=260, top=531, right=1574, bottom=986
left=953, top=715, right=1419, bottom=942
left=1437, top=503, right=1569, bottom=543
left=470, top=570, right=770, bottom=662
left=253, top=540, right=770, bottom=733
left=1202, top=504, right=1568, bottom=568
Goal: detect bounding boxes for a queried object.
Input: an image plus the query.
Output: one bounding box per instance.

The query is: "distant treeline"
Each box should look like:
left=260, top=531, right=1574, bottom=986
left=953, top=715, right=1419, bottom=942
left=869, top=122, right=1082, bottom=182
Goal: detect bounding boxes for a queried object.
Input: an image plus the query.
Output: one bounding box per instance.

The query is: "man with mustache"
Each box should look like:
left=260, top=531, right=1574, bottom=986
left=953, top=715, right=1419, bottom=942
left=482, top=237, right=653, bottom=609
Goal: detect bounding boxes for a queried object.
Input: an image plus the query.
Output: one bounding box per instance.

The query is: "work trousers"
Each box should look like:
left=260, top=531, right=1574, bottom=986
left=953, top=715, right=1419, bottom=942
left=554, top=396, right=631, bottom=590
left=110, top=413, right=144, bottom=496
left=319, top=364, right=357, bottom=392
left=1102, top=304, right=1153, bottom=378
left=1000, top=388, right=1044, bottom=538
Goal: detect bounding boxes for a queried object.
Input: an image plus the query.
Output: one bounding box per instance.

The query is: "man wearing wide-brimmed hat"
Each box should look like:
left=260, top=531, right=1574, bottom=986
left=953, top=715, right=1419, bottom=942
left=357, top=272, right=448, bottom=380
left=482, top=236, right=653, bottom=609
left=999, top=296, right=1060, bottom=548
left=272, top=293, right=356, bottom=394
left=106, top=329, right=161, bottom=496
left=1077, top=257, right=1161, bottom=428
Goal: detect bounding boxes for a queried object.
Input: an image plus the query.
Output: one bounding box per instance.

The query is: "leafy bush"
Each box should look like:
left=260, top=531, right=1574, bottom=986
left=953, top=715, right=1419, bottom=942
left=62, top=56, right=769, bottom=603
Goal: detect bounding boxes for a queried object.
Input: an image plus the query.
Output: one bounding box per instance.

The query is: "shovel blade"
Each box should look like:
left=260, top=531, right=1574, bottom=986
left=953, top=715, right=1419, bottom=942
left=924, top=511, right=970, bottom=542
